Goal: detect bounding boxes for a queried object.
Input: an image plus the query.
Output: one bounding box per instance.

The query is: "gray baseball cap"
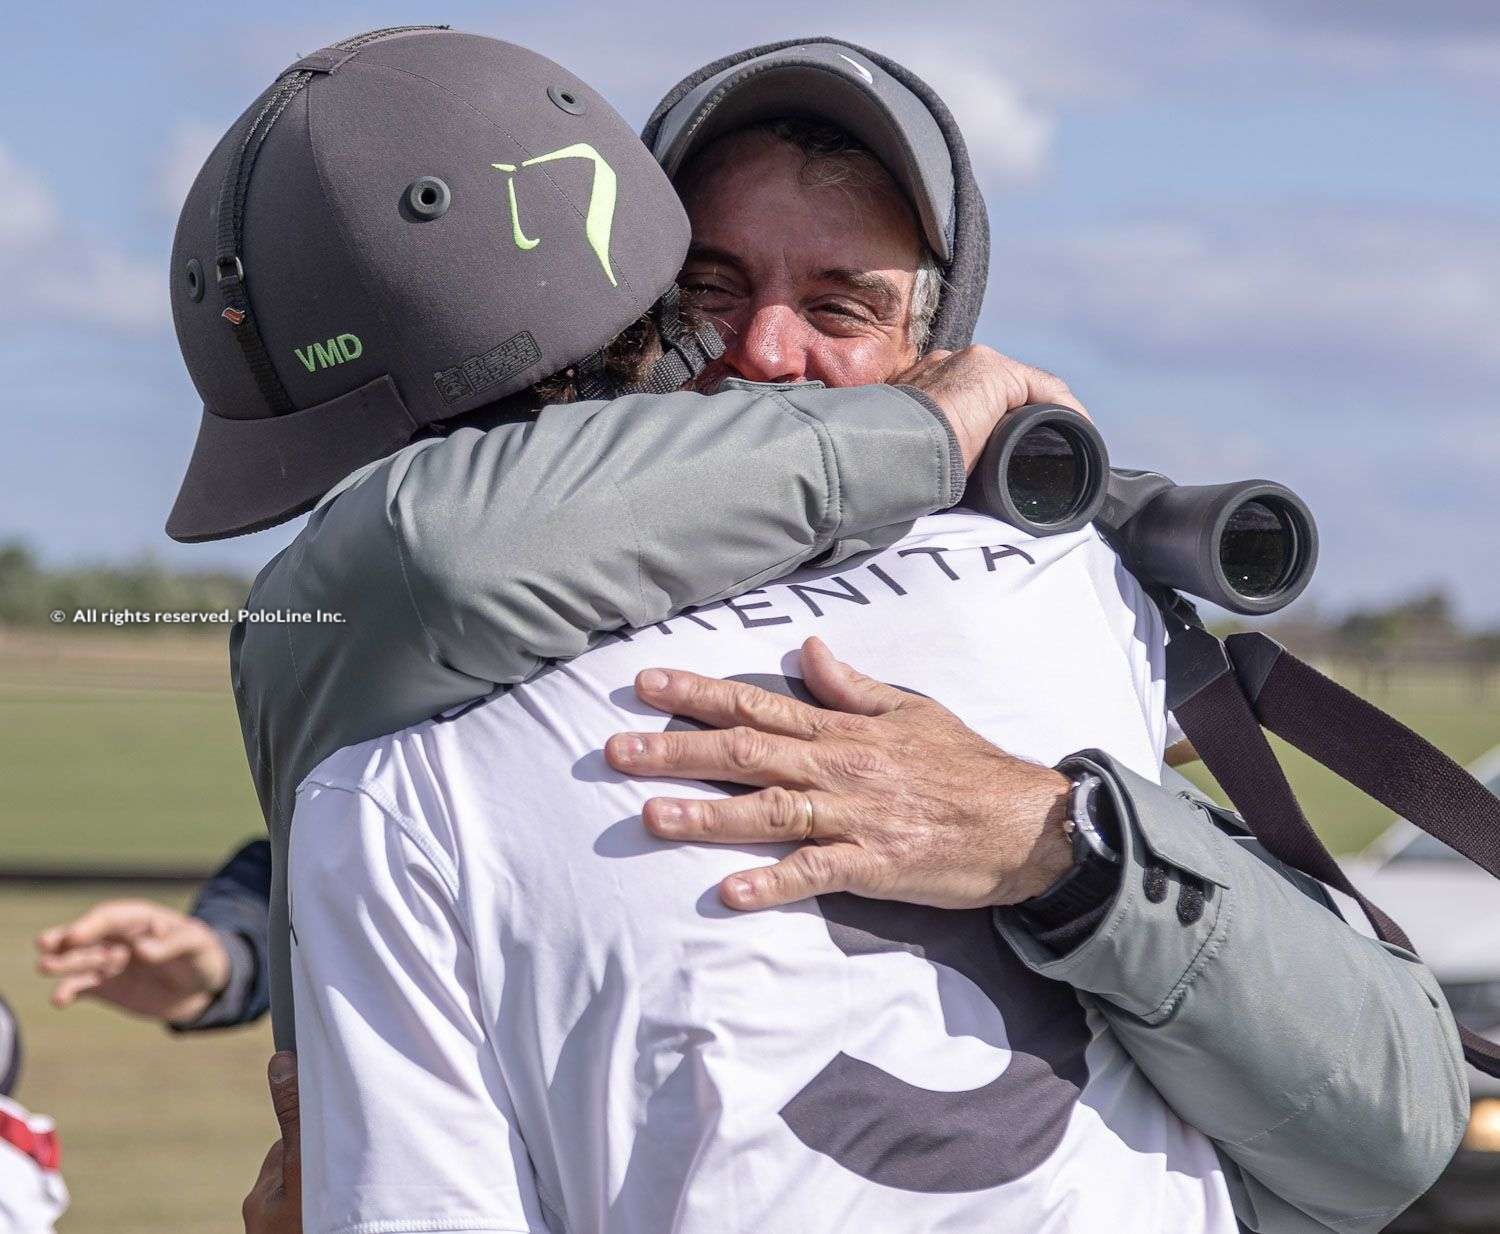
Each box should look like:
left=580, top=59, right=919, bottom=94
left=167, top=26, right=693, bottom=543
left=649, top=41, right=956, bottom=263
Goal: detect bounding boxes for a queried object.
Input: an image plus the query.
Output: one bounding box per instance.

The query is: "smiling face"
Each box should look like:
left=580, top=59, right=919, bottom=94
left=676, top=126, right=932, bottom=390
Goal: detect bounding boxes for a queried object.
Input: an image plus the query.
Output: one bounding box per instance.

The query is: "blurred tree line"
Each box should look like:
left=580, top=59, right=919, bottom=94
left=1262, top=591, right=1500, bottom=698
left=0, top=541, right=252, bottom=630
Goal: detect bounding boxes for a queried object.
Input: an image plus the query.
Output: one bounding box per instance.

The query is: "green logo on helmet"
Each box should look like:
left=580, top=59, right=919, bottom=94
left=493, top=143, right=619, bottom=287
left=294, top=333, right=363, bottom=373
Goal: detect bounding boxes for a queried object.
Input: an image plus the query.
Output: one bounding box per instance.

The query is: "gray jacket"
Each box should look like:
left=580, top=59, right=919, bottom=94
left=232, top=379, right=1465, bottom=1234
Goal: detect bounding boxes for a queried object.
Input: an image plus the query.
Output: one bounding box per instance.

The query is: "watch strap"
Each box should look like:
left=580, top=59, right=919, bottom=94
left=1017, top=846, right=1122, bottom=927
left=1015, top=761, right=1125, bottom=931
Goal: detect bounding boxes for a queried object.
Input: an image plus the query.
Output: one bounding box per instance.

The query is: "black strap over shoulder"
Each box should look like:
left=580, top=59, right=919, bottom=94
left=1157, top=594, right=1500, bottom=1076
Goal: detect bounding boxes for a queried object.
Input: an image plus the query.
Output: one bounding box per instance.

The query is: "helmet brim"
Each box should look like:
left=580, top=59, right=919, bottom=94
left=165, top=375, right=418, bottom=543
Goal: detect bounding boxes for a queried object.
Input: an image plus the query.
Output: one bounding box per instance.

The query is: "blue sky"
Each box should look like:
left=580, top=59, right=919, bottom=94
left=1, top=0, right=1496, bottom=620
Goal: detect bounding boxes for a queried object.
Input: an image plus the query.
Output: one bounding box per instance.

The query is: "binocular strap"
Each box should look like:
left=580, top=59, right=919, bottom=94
left=1164, top=620, right=1500, bottom=1078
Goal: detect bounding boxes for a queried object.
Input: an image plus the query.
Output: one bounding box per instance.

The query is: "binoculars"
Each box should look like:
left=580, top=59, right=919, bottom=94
left=968, top=404, right=1318, bottom=616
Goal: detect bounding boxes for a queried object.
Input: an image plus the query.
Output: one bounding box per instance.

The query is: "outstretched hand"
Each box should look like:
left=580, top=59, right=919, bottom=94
left=35, top=899, right=230, bottom=1025
left=606, top=636, right=1073, bottom=910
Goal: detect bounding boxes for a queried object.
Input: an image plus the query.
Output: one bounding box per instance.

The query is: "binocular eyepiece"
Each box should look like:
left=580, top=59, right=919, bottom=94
left=969, top=405, right=1318, bottom=617
left=970, top=403, right=1110, bottom=538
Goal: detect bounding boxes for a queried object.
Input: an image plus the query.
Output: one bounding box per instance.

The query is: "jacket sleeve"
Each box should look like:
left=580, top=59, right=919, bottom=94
left=994, top=753, right=1468, bottom=1234
left=233, top=381, right=960, bottom=831
left=232, top=380, right=961, bottom=1049
left=172, top=839, right=272, bottom=1032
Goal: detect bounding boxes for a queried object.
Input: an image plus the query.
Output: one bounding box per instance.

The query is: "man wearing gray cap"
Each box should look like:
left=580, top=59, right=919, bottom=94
left=633, top=46, right=1469, bottom=1229
left=156, top=30, right=1460, bottom=1234
left=648, top=38, right=986, bottom=367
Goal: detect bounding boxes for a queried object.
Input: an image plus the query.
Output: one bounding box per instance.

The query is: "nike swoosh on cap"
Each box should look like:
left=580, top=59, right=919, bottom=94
left=838, top=53, right=874, bottom=84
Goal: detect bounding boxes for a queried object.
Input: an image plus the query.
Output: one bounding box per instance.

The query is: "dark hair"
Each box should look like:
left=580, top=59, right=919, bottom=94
left=530, top=306, right=666, bottom=405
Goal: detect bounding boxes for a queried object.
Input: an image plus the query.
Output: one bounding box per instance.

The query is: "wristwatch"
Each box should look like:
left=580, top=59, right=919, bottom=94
left=1017, top=768, right=1124, bottom=928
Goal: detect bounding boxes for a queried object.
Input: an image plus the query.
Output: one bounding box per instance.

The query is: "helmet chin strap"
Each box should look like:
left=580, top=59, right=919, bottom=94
left=627, top=285, right=726, bottom=395
left=572, top=286, right=725, bottom=402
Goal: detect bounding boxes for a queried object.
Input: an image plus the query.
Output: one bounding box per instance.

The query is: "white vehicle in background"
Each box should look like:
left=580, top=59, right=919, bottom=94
left=1345, top=744, right=1500, bottom=1233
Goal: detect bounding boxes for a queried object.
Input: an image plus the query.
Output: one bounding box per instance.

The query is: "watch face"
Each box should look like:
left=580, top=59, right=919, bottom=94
left=1070, top=773, right=1120, bottom=865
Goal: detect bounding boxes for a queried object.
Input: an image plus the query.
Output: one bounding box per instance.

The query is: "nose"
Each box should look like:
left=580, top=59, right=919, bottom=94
left=722, top=302, right=808, bottom=385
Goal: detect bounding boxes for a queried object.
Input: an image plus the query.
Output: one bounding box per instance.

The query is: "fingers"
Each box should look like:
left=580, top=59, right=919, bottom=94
left=799, top=637, right=918, bottom=718
left=35, top=899, right=158, bottom=954
left=967, top=345, right=1086, bottom=419
left=268, top=1052, right=300, bottom=1144
left=1012, top=360, right=1088, bottom=419
left=633, top=667, right=834, bottom=739
left=644, top=786, right=836, bottom=844
left=267, top=1052, right=301, bottom=1194
left=35, top=940, right=131, bottom=979
left=50, top=972, right=105, bottom=1008
left=719, top=843, right=872, bottom=909
left=242, top=1140, right=284, bottom=1233
left=249, top=1140, right=282, bottom=1194
left=606, top=725, right=817, bottom=789
left=242, top=1055, right=301, bottom=1232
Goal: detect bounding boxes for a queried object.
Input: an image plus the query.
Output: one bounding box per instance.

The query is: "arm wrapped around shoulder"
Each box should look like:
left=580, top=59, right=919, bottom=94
left=390, top=382, right=962, bottom=674
left=232, top=379, right=959, bottom=830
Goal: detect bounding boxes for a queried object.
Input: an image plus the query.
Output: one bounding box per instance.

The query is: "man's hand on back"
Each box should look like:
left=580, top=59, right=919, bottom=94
left=896, top=346, right=1089, bottom=473
left=243, top=1052, right=302, bottom=1234
left=34, top=899, right=230, bottom=1025
left=605, top=636, right=1075, bottom=910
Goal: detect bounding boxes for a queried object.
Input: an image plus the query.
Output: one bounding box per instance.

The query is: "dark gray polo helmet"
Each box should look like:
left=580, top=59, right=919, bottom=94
left=167, top=25, right=717, bottom=543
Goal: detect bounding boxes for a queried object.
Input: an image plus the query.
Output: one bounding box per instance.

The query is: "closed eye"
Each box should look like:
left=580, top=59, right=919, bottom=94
left=679, top=275, right=744, bottom=304
left=813, top=300, right=869, bottom=320
left=807, top=298, right=882, bottom=334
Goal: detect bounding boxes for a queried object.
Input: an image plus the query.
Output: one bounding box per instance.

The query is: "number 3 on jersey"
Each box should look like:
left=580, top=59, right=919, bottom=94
left=666, top=673, right=1091, bottom=1194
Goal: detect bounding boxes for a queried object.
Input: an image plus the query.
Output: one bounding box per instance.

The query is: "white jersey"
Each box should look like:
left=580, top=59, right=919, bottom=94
left=289, top=511, right=1236, bottom=1234
left=0, top=1098, right=66, bottom=1234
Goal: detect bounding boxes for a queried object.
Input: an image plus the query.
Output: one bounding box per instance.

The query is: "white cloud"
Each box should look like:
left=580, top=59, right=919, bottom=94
left=36, top=247, right=165, bottom=333
left=0, top=142, right=59, bottom=248
left=920, top=63, right=1054, bottom=183
left=0, top=140, right=166, bottom=335
left=987, top=205, right=1500, bottom=388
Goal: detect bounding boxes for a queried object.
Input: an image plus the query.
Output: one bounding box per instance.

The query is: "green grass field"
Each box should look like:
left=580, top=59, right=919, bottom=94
left=1, top=629, right=1497, bottom=1232
left=1, top=631, right=274, bottom=1233
left=0, top=631, right=264, bottom=867
left=1177, top=668, right=1500, bottom=855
